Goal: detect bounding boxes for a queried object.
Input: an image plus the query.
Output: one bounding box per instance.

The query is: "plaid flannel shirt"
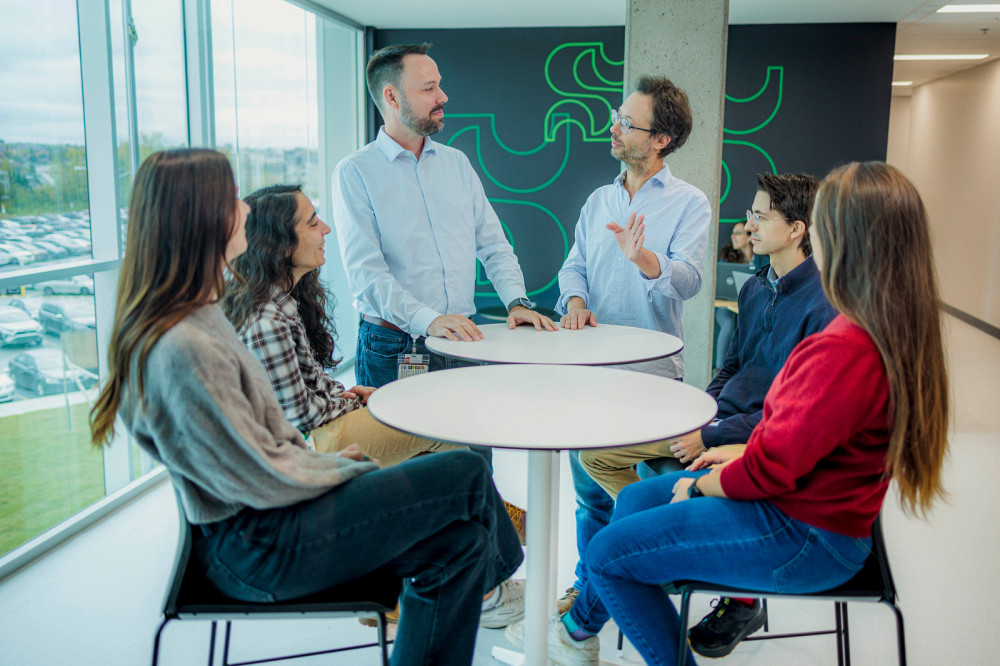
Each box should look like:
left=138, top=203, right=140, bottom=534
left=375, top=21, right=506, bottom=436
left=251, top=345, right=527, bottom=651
left=240, top=290, right=359, bottom=432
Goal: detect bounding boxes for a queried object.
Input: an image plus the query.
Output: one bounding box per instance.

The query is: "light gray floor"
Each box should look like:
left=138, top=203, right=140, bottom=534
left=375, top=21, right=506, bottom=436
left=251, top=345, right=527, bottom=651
left=1, top=314, right=998, bottom=665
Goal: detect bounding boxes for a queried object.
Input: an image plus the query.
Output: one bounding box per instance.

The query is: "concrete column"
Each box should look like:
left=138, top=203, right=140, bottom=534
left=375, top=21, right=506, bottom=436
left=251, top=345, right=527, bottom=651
left=625, top=0, right=728, bottom=389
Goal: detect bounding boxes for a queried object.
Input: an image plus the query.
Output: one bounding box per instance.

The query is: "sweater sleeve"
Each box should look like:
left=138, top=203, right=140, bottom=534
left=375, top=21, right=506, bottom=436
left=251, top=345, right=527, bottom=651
left=139, top=329, right=377, bottom=513
left=720, top=330, right=887, bottom=500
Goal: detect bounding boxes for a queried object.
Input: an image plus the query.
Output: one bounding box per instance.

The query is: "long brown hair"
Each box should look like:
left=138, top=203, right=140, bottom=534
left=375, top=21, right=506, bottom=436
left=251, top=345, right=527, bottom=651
left=812, top=161, right=949, bottom=515
left=91, top=149, right=238, bottom=446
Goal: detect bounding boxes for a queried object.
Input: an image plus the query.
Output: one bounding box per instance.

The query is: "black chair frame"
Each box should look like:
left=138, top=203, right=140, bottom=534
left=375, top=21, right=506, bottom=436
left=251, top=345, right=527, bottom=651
left=616, top=516, right=905, bottom=666
left=152, top=492, right=401, bottom=666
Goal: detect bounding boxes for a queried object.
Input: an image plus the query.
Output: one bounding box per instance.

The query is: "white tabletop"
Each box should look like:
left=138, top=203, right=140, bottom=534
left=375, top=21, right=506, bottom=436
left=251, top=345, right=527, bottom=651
left=424, top=323, right=683, bottom=365
left=367, top=364, right=717, bottom=449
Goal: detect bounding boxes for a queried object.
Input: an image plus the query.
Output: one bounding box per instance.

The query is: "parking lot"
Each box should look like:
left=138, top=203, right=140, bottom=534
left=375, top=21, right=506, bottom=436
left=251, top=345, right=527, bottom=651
left=0, top=288, right=97, bottom=404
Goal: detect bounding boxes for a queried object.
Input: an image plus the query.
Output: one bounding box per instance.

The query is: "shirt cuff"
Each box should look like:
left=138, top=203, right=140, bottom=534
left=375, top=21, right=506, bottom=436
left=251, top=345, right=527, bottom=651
left=641, top=251, right=672, bottom=293
left=410, top=307, right=443, bottom=339
left=555, top=290, right=588, bottom=315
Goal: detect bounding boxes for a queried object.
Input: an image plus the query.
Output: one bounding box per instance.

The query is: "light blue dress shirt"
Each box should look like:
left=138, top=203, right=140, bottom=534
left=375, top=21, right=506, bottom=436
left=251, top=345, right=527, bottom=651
left=332, top=128, right=527, bottom=337
left=556, top=165, right=711, bottom=378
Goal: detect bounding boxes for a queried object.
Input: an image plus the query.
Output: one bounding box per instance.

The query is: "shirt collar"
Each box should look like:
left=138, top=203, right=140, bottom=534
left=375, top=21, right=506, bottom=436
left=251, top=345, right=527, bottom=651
left=375, top=127, right=437, bottom=161
left=271, top=287, right=298, bottom=317
left=614, top=163, right=672, bottom=190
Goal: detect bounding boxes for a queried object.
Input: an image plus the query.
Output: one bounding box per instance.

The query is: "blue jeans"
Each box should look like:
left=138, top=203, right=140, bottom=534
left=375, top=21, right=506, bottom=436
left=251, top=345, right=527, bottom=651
left=194, top=450, right=523, bottom=666
left=355, top=319, right=492, bottom=469
left=572, top=471, right=872, bottom=665
left=568, top=450, right=615, bottom=590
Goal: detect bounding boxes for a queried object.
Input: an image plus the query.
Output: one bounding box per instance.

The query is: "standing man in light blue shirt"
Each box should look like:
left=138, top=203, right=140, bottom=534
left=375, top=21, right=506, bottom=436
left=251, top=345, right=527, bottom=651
left=332, top=42, right=556, bottom=391
left=548, top=75, right=711, bottom=625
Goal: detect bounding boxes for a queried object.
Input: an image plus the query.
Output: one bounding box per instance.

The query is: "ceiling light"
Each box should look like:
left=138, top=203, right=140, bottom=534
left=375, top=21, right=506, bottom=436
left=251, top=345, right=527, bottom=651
left=894, top=54, right=989, bottom=60
left=892, top=81, right=913, bottom=86
left=937, top=4, right=1000, bottom=13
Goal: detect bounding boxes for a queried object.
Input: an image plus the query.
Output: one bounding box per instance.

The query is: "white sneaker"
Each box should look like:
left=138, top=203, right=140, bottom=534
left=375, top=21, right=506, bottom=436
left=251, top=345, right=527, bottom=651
left=480, top=578, right=525, bottom=628
left=504, top=613, right=599, bottom=666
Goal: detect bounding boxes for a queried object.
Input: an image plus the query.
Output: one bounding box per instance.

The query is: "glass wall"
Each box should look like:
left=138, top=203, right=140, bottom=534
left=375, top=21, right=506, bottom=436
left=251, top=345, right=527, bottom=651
left=0, top=0, right=364, bottom=562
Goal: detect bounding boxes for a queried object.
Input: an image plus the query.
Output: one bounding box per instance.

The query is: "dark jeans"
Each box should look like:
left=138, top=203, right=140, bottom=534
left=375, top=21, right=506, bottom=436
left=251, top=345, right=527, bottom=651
left=355, top=319, right=492, bottom=470
left=568, top=450, right=615, bottom=591
left=194, top=450, right=523, bottom=666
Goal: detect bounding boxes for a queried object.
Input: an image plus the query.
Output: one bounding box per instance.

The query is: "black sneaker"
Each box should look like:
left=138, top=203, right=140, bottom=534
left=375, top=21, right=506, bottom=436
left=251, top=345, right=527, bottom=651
left=687, top=598, right=766, bottom=658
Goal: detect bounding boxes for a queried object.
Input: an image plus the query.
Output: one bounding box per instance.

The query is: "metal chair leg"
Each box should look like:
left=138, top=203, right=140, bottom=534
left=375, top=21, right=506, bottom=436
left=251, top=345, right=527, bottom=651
left=221, top=620, right=232, bottom=666
left=377, top=612, right=389, bottom=666
left=762, top=598, right=769, bottom=632
left=617, top=630, right=624, bottom=651
left=834, top=602, right=844, bottom=666
left=887, top=601, right=907, bottom=666
left=841, top=603, right=851, bottom=666
left=678, top=590, right=693, bottom=666
left=151, top=617, right=170, bottom=666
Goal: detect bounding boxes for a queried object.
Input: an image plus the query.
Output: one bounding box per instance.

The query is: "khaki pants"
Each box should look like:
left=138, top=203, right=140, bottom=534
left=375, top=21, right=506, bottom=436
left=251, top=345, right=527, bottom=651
left=579, top=441, right=679, bottom=500
left=311, top=406, right=463, bottom=468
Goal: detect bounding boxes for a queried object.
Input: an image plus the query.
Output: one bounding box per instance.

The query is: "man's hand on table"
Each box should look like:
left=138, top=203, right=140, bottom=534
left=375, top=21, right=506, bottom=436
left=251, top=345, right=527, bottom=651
left=560, top=296, right=598, bottom=330
left=428, top=314, right=483, bottom=341
left=507, top=306, right=558, bottom=332
left=669, top=429, right=706, bottom=464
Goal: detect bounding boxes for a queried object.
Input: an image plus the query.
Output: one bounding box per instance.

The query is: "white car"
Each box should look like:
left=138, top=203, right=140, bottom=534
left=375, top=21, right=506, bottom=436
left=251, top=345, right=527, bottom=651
left=33, top=275, right=94, bottom=296
left=0, top=370, right=14, bottom=402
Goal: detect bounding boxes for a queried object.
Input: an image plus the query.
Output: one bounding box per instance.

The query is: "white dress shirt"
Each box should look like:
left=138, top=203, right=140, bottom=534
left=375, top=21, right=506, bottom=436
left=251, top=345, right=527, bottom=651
left=556, top=164, right=711, bottom=378
left=332, top=128, right=528, bottom=337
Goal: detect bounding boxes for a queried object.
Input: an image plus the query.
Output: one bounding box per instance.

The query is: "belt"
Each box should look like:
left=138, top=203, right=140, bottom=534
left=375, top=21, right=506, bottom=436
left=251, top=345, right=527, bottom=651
left=362, top=314, right=404, bottom=333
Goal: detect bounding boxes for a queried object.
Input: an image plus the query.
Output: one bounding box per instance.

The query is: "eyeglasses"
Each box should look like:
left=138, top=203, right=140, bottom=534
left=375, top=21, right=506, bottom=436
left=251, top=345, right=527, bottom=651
left=746, top=210, right=785, bottom=225
left=611, top=109, right=655, bottom=136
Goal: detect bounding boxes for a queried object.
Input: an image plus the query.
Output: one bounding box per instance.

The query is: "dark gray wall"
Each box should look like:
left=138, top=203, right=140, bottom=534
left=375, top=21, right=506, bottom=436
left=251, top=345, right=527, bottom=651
left=374, top=23, right=895, bottom=311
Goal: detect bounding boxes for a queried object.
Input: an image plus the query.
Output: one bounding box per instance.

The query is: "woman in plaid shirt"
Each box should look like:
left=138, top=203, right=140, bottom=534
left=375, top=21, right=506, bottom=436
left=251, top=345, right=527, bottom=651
left=222, top=184, right=461, bottom=466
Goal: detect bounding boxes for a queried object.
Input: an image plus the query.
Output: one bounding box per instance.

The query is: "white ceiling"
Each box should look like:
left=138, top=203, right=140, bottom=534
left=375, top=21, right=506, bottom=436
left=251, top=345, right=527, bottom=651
left=311, top=0, right=1000, bottom=93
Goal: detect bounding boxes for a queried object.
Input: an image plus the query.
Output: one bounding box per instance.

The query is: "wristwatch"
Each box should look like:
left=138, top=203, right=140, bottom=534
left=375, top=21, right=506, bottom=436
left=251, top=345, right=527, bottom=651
left=687, top=479, right=705, bottom=499
left=506, top=297, right=532, bottom=313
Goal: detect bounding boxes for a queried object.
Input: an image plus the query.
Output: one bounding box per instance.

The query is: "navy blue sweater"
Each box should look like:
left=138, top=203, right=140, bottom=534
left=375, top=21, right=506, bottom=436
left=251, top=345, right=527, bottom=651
left=702, top=256, right=837, bottom=448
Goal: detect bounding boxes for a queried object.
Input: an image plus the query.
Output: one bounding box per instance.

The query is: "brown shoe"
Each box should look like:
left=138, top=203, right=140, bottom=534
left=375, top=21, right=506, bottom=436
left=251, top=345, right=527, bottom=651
left=556, top=587, right=579, bottom=615
left=503, top=500, right=527, bottom=545
left=358, top=602, right=399, bottom=627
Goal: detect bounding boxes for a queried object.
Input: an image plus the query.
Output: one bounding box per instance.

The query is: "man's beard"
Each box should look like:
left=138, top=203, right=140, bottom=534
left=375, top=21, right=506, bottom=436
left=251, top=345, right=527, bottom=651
left=611, top=139, right=652, bottom=174
left=400, top=96, right=444, bottom=136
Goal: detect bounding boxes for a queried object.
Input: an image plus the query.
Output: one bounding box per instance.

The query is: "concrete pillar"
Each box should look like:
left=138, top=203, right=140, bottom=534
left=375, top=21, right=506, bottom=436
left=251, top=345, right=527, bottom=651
left=625, top=0, right=728, bottom=389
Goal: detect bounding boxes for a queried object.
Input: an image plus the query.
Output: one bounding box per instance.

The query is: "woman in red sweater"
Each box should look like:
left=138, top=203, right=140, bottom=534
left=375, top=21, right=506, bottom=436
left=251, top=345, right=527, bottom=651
left=532, top=162, right=949, bottom=666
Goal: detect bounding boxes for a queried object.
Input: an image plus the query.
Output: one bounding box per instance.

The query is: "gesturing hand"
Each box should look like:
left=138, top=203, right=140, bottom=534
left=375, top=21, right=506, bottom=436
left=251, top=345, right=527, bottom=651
left=606, top=212, right=646, bottom=263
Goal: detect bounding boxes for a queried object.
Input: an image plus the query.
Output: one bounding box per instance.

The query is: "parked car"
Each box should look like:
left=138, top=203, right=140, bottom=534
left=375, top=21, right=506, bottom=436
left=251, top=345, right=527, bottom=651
left=33, top=275, right=94, bottom=296
left=8, top=297, right=44, bottom=319
left=0, top=243, right=33, bottom=265
left=37, top=300, right=96, bottom=335
left=8, top=349, right=97, bottom=396
left=0, top=370, right=14, bottom=402
left=0, top=306, right=44, bottom=347
left=0, top=249, right=21, bottom=266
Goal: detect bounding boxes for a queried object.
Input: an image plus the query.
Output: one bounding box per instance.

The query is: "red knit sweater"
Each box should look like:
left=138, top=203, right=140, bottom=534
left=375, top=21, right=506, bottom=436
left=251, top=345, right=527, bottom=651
left=720, top=314, right=892, bottom=538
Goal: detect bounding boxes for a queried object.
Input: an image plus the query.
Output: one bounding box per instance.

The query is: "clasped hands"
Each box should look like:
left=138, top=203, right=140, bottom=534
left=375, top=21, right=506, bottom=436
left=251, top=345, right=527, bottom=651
left=669, top=444, right=746, bottom=503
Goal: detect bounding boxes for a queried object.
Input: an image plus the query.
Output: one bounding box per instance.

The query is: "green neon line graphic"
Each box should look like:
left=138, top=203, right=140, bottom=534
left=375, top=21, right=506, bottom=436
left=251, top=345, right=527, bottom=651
left=572, top=50, right=622, bottom=93
left=723, top=66, right=783, bottom=136
left=720, top=160, right=732, bottom=205
left=475, top=198, right=569, bottom=297
left=544, top=101, right=611, bottom=141
left=723, top=139, right=777, bottom=174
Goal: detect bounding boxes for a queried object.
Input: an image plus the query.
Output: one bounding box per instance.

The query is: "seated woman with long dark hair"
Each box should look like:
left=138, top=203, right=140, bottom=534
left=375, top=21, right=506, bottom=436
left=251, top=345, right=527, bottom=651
left=221, top=184, right=459, bottom=466
left=512, top=161, right=950, bottom=665
left=90, top=149, right=525, bottom=664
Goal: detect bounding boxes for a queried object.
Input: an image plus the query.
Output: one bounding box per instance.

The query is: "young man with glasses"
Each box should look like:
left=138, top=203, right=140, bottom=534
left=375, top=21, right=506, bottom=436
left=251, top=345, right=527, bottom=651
left=568, top=172, right=837, bottom=662
left=506, top=76, right=713, bottom=662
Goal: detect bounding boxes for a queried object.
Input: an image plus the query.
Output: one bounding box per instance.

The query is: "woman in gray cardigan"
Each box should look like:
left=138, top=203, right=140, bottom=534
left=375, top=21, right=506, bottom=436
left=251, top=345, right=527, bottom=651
left=90, top=148, right=524, bottom=665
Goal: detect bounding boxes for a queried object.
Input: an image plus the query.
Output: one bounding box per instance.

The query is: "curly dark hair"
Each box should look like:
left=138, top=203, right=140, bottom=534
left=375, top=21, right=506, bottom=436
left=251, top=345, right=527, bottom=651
left=221, top=184, right=338, bottom=369
left=635, top=75, right=693, bottom=158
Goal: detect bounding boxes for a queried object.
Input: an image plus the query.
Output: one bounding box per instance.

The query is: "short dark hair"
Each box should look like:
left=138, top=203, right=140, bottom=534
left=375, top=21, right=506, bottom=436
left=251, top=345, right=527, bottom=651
left=365, top=43, right=432, bottom=112
left=755, top=173, right=819, bottom=255
left=635, top=76, right=693, bottom=158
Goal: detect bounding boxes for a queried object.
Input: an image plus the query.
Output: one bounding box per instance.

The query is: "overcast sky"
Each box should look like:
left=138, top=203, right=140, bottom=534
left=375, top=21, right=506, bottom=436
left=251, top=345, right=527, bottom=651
left=0, top=0, right=325, bottom=150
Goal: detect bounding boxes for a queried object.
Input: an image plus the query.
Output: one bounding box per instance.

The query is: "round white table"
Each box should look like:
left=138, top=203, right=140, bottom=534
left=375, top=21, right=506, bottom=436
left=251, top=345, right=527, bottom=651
left=425, top=322, right=683, bottom=365
left=367, top=364, right=717, bottom=665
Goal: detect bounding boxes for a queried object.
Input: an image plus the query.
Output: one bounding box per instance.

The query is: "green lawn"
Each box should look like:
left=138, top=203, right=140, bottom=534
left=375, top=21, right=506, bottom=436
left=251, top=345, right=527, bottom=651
left=0, top=402, right=106, bottom=555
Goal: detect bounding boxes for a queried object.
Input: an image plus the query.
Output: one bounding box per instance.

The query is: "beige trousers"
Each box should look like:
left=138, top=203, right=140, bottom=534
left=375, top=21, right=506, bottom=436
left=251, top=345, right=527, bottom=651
left=311, top=406, right=463, bottom=468
left=579, top=441, right=679, bottom=500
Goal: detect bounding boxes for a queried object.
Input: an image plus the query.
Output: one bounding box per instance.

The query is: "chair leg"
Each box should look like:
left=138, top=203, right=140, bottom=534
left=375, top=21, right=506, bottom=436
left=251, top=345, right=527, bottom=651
left=221, top=620, right=232, bottom=666
left=617, top=630, right=624, bottom=652
left=678, top=590, right=693, bottom=666
left=762, top=598, right=769, bottom=633
left=207, top=621, right=218, bottom=666
left=151, top=617, right=170, bottom=666
left=841, top=603, right=851, bottom=666
left=834, top=602, right=844, bottom=666
left=378, top=612, right=389, bottom=666
left=886, top=601, right=907, bottom=666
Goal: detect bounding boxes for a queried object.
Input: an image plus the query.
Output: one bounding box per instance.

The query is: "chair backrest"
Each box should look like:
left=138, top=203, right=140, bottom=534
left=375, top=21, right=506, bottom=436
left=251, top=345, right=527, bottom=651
left=160, top=487, right=202, bottom=617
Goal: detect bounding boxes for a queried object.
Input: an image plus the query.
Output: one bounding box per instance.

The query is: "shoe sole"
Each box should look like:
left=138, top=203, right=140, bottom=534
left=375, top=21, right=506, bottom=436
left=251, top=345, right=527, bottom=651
left=688, top=610, right=767, bottom=658
left=503, top=624, right=596, bottom=666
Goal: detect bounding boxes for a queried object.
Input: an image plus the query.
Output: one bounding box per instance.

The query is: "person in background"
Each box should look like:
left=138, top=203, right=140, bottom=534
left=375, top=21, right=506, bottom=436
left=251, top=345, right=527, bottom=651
left=719, top=220, right=754, bottom=264
left=221, top=184, right=461, bottom=467
left=90, top=149, right=527, bottom=665
left=579, top=172, right=837, bottom=658
left=516, top=161, right=949, bottom=665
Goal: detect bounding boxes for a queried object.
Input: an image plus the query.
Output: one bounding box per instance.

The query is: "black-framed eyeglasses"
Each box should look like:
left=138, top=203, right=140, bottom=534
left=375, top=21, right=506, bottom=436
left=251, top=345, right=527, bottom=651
left=611, top=109, right=655, bottom=136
